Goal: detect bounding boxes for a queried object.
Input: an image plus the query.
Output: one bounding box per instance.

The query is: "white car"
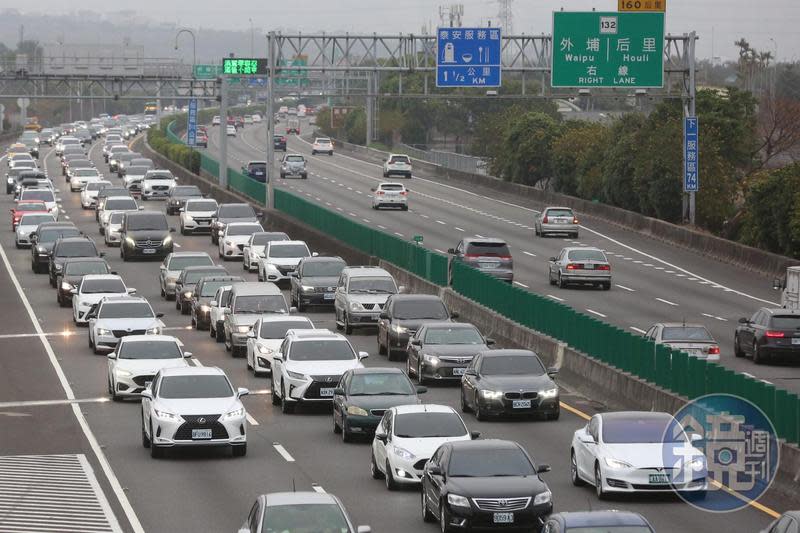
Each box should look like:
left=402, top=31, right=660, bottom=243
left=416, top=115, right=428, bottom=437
left=19, top=188, right=59, bottom=219
left=383, top=154, right=412, bottom=178
left=104, top=211, right=126, bottom=247
left=251, top=114, right=262, bottom=123
left=141, top=170, right=177, bottom=200
left=571, top=411, right=707, bottom=499
left=371, top=404, right=473, bottom=486
left=81, top=180, right=113, bottom=209
left=218, top=221, right=263, bottom=260
left=122, top=166, right=150, bottom=192
left=180, top=198, right=219, bottom=235
left=88, top=296, right=164, bottom=354
left=243, top=115, right=253, bottom=124
left=311, top=137, right=334, bottom=156
left=68, top=168, right=101, bottom=192
left=98, top=197, right=139, bottom=234
left=72, top=274, right=135, bottom=325
left=226, top=124, right=237, bottom=137
left=246, top=316, right=315, bottom=375
left=212, top=115, right=221, bottom=126
left=371, top=182, right=408, bottom=210
left=55, top=136, right=81, bottom=156
left=15, top=213, right=55, bottom=248
left=257, top=240, right=313, bottom=283
left=241, top=231, right=290, bottom=272
left=209, top=285, right=234, bottom=342
left=271, top=329, right=368, bottom=414
left=141, top=366, right=249, bottom=458
left=107, top=335, right=191, bottom=400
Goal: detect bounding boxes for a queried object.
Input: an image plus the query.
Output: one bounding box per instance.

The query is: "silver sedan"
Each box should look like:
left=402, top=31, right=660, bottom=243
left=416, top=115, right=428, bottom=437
left=548, top=247, right=611, bottom=290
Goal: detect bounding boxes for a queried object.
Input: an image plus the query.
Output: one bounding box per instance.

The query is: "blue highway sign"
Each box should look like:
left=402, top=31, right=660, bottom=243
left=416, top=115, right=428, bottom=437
left=684, top=116, right=699, bottom=192
left=436, top=27, right=502, bottom=87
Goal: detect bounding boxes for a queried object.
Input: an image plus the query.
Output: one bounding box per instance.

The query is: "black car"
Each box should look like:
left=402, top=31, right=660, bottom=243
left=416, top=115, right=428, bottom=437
left=120, top=212, right=175, bottom=262
left=242, top=161, right=267, bottom=183
left=22, top=139, right=39, bottom=158
left=30, top=222, right=80, bottom=273
left=735, top=307, right=800, bottom=364
left=166, top=185, right=203, bottom=215
left=48, top=236, right=103, bottom=287
left=273, top=134, right=287, bottom=151
left=11, top=170, right=47, bottom=195
left=210, top=203, right=261, bottom=245
left=175, top=265, right=229, bottom=314
left=190, top=275, right=243, bottom=329
left=56, top=257, right=113, bottom=307
left=377, top=294, right=455, bottom=361
left=289, top=256, right=346, bottom=311
left=332, top=367, right=424, bottom=442
left=421, top=439, right=552, bottom=532
left=407, top=322, right=494, bottom=385
left=460, top=349, right=560, bottom=421
left=542, top=511, right=655, bottom=533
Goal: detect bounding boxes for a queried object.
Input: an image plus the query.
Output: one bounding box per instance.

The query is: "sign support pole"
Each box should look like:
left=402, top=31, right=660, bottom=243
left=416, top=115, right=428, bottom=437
left=267, top=32, right=276, bottom=210
left=219, top=74, right=228, bottom=188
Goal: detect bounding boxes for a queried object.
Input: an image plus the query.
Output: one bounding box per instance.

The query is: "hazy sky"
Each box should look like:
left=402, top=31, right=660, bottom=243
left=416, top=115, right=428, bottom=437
left=12, top=0, right=800, bottom=61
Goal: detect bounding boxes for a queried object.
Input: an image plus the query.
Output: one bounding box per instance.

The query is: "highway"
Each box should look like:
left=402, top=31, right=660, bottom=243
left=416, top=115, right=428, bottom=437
left=205, top=121, right=800, bottom=397
left=0, top=133, right=785, bottom=532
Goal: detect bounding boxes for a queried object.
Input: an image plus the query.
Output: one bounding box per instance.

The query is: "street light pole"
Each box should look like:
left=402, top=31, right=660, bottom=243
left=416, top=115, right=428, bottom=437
left=249, top=19, right=255, bottom=56
left=174, top=29, right=197, bottom=75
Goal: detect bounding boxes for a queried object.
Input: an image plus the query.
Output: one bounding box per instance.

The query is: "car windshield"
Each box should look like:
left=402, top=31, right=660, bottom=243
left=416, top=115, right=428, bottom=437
left=302, top=261, right=345, bottom=277
left=74, top=169, right=99, bottom=177
left=269, top=244, right=309, bottom=258
left=546, top=209, right=574, bottom=217
left=602, top=416, right=686, bottom=444
left=172, top=187, right=201, bottom=196
left=199, top=280, right=234, bottom=297
left=184, top=269, right=226, bottom=284
left=448, top=448, right=535, bottom=477
left=146, top=175, right=173, bottom=181
left=348, top=373, right=414, bottom=396
left=423, top=327, right=483, bottom=345
left=261, top=503, right=349, bottom=532
left=316, top=138, right=332, bottom=144
left=70, top=160, right=92, bottom=168
left=168, top=256, right=214, bottom=271
left=56, top=242, right=97, bottom=257
left=252, top=233, right=288, bottom=245
left=86, top=182, right=111, bottom=191
left=289, top=340, right=355, bottom=361
left=187, top=201, right=218, bottom=211
left=65, top=262, right=108, bottom=275
left=105, top=199, right=138, bottom=210
left=233, top=295, right=287, bottom=314
left=21, top=190, right=54, bottom=202
left=380, top=184, right=404, bottom=191
left=259, top=320, right=313, bottom=338
left=158, top=375, right=232, bottom=399
left=81, top=279, right=125, bottom=294
left=394, top=412, right=468, bottom=438
left=465, top=242, right=510, bottom=256
left=661, top=326, right=714, bottom=341
left=126, top=166, right=150, bottom=176
left=348, top=277, right=396, bottom=294
left=20, top=214, right=55, bottom=226
left=39, top=228, right=80, bottom=243
left=772, top=316, right=800, bottom=329
left=218, top=205, right=255, bottom=218
left=228, top=224, right=262, bottom=236
left=393, top=300, right=448, bottom=320
left=481, top=355, right=546, bottom=375
left=127, top=215, right=167, bottom=231
left=118, top=340, right=181, bottom=360
left=286, top=155, right=304, bottom=163
left=568, top=250, right=607, bottom=262
left=98, top=302, right=154, bottom=319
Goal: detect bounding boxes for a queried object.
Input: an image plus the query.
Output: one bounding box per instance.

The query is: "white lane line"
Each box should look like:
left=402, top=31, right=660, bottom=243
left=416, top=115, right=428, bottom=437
left=475, top=234, right=485, bottom=238
left=346, top=186, right=353, bottom=191
left=513, top=281, right=529, bottom=288
left=455, top=227, right=465, bottom=232
left=336, top=207, right=343, bottom=211
left=0, top=397, right=111, bottom=408
left=435, top=249, right=446, bottom=254
left=378, top=224, right=387, bottom=229
left=420, top=214, right=430, bottom=219
left=394, top=232, right=404, bottom=237
left=586, top=308, right=607, bottom=318
left=643, top=263, right=654, bottom=267
left=615, top=284, right=636, bottom=292
left=311, top=484, right=326, bottom=493
left=630, top=326, right=647, bottom=334
left=362, top=218, right=370, bottom=223
left=348, top=212, right=357, bottom=217
left=702, top=313, right=729, bottom=322
left=655, top=297, right=678, bottom=306
left=64, top=215, right=71, bottom=220
left=273, top=443, right=295, bottom=462
left=436, top=220, right=446, bottom=225
left=665, top=270, right=675, bottom=274
left=246, top=413, right=259, bottom=426
left=325, top=202, right=332, bottom=206
left=355, top=191, right=362, bottom=195
left=173, top=243, right=181, bottom=248
left=547, top=294, right=565, bottom=301
left=655, top=267, right=665, bottom=270
left=523, top=251, right=536, bottom=257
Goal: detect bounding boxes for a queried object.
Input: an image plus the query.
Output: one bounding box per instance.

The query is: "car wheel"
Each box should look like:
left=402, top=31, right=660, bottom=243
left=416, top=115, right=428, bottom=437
left=734, top=335, right=745, bottom=358
left=421, top=491, right=435, bottom=522
left=371, top=450, right=384, bottom=479
left=475, top=394, right=487, bottom=421
left=181, top=226, right=188, bottom=236
left=231, top=444, right=247, bottom=457
left=557, top=272, right=566, bottom=289
left=210, top=323, right=216, bottom=338
left=224, top=332, right=232, bottom=352
left=341, top=415, right=352, bottom=443
left=149, top=423, right=163, bottom=458
left=385, top=460, right=398, bottom=491
left=296, top=295, right=304, bottom=313
left=175, top=299, right=181, bottom=311
left=110, top=379, right=121, bottom=402
left=280, top=386, right=294, bottom=414
left=270, top=376, right=281, bottom=405
left=595, top=463, right=607, bottom=499
left=141, top=415, right=150, bottom=448
left=547, top=408, right=560, bottom=421
left=88, top=333, right=95, bottom=350
left=753, top=341, right=766, bottom=365
left=460, top=389, right=471, bottom=413
left=571, top=451, right=584, bottom=486
left=190, top=313, right=196, bottom=328
left=417, top=363, right=426, bottom=386
left=180, top=302, right=189, bottom=315
left=333, top=410, right=341, bottom=434
left=439, top=502, right=451, bottom=532
left=344, top=313, right=353, bottom=335
left=602, top=282, right=611, bottom=291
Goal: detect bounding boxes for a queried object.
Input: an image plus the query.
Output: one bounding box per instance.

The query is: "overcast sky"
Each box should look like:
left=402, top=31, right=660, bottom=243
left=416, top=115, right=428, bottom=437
left=12, top=0, right=800, bottom=61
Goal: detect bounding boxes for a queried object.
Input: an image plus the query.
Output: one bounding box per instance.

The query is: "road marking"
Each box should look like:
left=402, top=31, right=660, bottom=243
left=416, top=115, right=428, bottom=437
left=394, top=232, right=404, bottom=237
left=513, top=281, right=529, bottom=288
left=355, top=191, right=362, bottom=195
left=702, top=313, right=728, bottom=322
left=336, top=207, right=343, bottom=211
left=0, top=397, right=111, bottom=409
left=523, top=251, right=536, bottom=257
left=246, top=413, right=259, bottom=426
left=455, top=227, right=465, bottom=232
left=586, top=308, right=607, bottom=318
left=325, top=202, right=332, bottom=206
left=173, top=243, right=181, bottom=248
left=272, top=443, right=295, bottom=462
left=362, top=218, right=370, bottom=223
left=547, top=294, right=564, bottom=302
left=348, top=212, right=357, bottom=217
left=436, top=220, right=446, bottom=225
left=630, top=326, right=647, bottom=334
left=64, top=215, right=71, bottom=220
left=378, top=224, right=386, bottom=229
left=435, top=249, right=445, bottom=254
left=655, top=297, right=678, bottom=306
left=311, top=484, right=326, bottom=493
left=420, top=214, right=429, bottom=219
left=615, top=284, right=636, bottom=292
left=475, top=234, right=485, bottom=238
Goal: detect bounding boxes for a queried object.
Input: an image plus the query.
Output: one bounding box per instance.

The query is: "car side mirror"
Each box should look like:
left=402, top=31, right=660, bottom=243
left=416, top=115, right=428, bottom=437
left=170, top=228, right=176, bottom=233
left=333, top=387, right=345, bottom=395
left=427, top=465, right=442, bottom=476
left=107, top=352, right=117, bottom=360
left=127, top=288, right=137, bottom=294
left=447, top=248, right=456, bottom=254
left=450, top=311, right=459, bottom=319
left=379, top=312, right=389, bottom=320
left=358, top=351, right=369, bottom=360
left=140, top=389, right=153, bottom=400
left=547, top=367, right=559, bottom=377
left=99, top=252, right=106, bottom=257
left=289, top=306, right=298, bottom=314
left=410, top=339, right=421, bottom=346
left=536, top=464, right=551, bottom=474
left=237, top=387, right=250, bottom=398
left=549, top=257, right=557, bottom=262
left=738, top=317, right=749, bottom=324
left=416, top=386, right=427, bottom=394
left=69, top=289, right=77, bottom=295
left=273, top=353, right=284, bottom=362
left=183, top=351, right=193, bottom=358
left=155, top=312, right=164, bottom=318
left=311, top=252, right=319, bottom=257
left=374, top=430, right=387, bottom=443
left=470, top=431, right=481, bottom=440
left=210, top=301, right=218, bottom=307
left=485, top=338, right=496, bottom=346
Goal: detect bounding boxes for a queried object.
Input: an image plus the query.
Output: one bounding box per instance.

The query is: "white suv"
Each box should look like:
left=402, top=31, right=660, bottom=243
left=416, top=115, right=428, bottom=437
left=382, top=154, right=412, bottom=178
left=311, top=137, right=334, bottom=156
left=107, top=335, right=191, bottom=400
left=209, top=285, right=234, bottom=342
left=72, top=274, right=134, bottom=325
left=246, top=316, right=315, bottom=375
left=141, top=170, right=176, bottom=200
left=180, top=198, right=218, bottom=235
left=271, top=329, right=368, bottom=414
left=371, top=182, right=408, bottom=210
left=257, top=240, right=313, bottom=283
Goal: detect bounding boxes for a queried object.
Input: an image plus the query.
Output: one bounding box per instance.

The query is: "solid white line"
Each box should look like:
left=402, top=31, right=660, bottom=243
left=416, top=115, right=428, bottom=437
left=630, top=326, right=647, bottom=334
left=454, top=227, right=465, bottom=232
left=523, top=251, right=536, bottom=257
left=547, top=294, right=564, bottom=302
left=435, top=249, right=445, bottom=254
left=586, top=308, right=607, bottom=318
left=0, top=398, right=111, bottom=409
left=311, top=484, right=326, bottom=493
left=77, top=454, right=123, bottom=533
left=246, top=413, right=259, bottom=426
left=0, top=242, right=144, bottom=532
left=615, top=284, right=636, bottom=292
left=513, top=281, right=529, bottom=288
left=655, top=297, right=678, bottom=306
left=273, top=443, right=295, bottom=462
left=394, top=232, right=404, bottom=237
left=377, top=224, right=386, bottom=229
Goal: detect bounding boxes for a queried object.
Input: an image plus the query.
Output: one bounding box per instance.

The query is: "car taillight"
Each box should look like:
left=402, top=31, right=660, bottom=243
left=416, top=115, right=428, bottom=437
left=765, top=331, right=785, bottom=338
left=596, top=265, right=611, bottom=271
left=566, top=263, right=581, bottom=270
left=707, top=345, right=720, bottom=355
left=573, top=217, right=579, bottom=224
left=498, top=255, right=512, bottom=260
left=542, top=216, right=548, bottom=224
left=400, top=191, right=408, bottom=196
left=376, top=191, right=384, bottom=195
left=464, top=254, right=481, bottom=259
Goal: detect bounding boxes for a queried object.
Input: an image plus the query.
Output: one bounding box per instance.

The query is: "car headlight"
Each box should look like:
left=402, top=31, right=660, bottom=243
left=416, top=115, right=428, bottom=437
left=115, top=369, right=132, bottom=377
left=221, top=407, right=245, bottom=421
left=183, top=290, right=193, bottom=299
left=163, top=235, right=172, bottom=246
left=61, top=281, right=74, bottom=291
left=349, top=301, right=364, bottom=311
left=539, top=387, right=558, bottom=399
left=604, top=457, right=633, bottom=469
left=447, top=494, right=470, bottom=508
left=96, top=328, right=112, bottom=336
left=37, top=246, right=47, bottom=253
left=145, top=326, right=161, bottom=335
left=256, top=344, right=273, bottom=355
left=422, top=354, right=440, bottom=365
left=54, top=264, right=63, bottom=271
left=199, top=304, right=210, bottom=314
left=390, top=445, right=416, bottom=461
left=391, top=325, right=408, bottom=334
left=225, top=240, right=233, bottom=246
left=346, top=405, right=369, bottom=417
left=301, top=285, right=314, bottom=292
left=125, top=237, right=135, bottom=246
left=286, top=370, right=306, bottom=380
left=236, top=325, right=251, bottom=333
left=533, top=490, right=552, bottom=506
left=479, top=389, right=503, bottom=400
left=153, top=409, right=181, bottom=421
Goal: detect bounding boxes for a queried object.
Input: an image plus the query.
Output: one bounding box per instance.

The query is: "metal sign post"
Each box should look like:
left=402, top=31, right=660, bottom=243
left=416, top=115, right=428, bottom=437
left=436, top=27, right=502, bottom=88
left=219, top=74, right=228, bottom=188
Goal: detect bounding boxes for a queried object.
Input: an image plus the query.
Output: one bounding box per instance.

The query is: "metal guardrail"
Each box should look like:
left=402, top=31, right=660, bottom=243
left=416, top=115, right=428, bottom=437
left=397, top=143, right=488, bottom=175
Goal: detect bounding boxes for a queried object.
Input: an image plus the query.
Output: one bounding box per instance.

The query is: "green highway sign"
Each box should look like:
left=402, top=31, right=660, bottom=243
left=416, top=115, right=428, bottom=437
left=222, top=57, right=268, bottom=75
left=551, top=11, right=664, bottom=88
left=193, top=64, right=223, bottom=79
left=276, top=57, right=309, bottom=87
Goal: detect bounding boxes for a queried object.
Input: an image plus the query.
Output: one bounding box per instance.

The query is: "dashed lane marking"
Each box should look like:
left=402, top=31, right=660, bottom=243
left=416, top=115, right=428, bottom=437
left=272, top=443, right=295, bottom=462
left=547, top=294, right=564, bottom=302
left=655, top=297, right=679, bottom=306
left=702, top=313, right=729, bottom=322
left=394, top=232, right=404, bottom=237
left=513, top=281, right=529, bottom=288
left=436, top=220, right=447, bottom=225
left=523, top=251, right=536, bottom=257
left=454, top=227, right=465, bottom=232
left=630, top=326, right=647, bottom=334
left=586, top=308, right=607, bottom=318
left=615, top=284, right=636, bottom=292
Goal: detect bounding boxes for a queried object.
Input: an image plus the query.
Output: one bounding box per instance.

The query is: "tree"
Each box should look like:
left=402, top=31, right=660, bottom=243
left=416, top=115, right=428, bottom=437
left=489, top=112, right=561, bottom=187
left=741, top=164, right=800, bottom=257
left=602, top=113, right=647, bottom=211
left=551, top=121, right=609, bottom=200
left=755, top=93, right=800, bottom=168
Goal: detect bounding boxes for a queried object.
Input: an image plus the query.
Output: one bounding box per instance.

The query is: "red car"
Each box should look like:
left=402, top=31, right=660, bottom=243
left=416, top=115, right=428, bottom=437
left=11, top=200, right=48, bottom=229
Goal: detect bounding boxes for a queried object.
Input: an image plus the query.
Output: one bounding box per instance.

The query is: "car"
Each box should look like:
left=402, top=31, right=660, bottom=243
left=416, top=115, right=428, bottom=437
left=383, top=154, right=412, bottom=178
left=226, top=124, right=237, bottom=137
left=19, top=188, right=59, bottom=219
left=234, top=116, right=245, bottom=129
left=761, top=511, right=800, bottom=533
left=190, top=275, right=244, bottom=330
left=195, top=131, right=208, bottom=148
left=311, top=137, right=334, bottom=156
left=30, top=223, right=81, bottom=274
left=95, top=188, right=132, bottom=221
left=273, top=134, right=287, bottom=151
left=644, top=323, right=721, bottom=361
left=141, top=170, right=177, bottom=200
left=6, top=167, right=32, bottom=194
left=371, top=405, right=475, bottom=487
left=104, top=212, right=127, bottom=247
left=120, top=211, right=176, bottom=261
left=98, top=196, right=139, bottom=235
left=334, top=267, right=401, bottom=334
left=548, top=246, right=611, bottom=290
left=371, top=182, right=408, bottom=210
left=107, top=146, right=132, bottom=171
left=237, top=492, right=370, bottom=533
left=80, top=180, right=113, bottom=209
left=10, top=199, right=48, bottom=229
left=9, top=152, right=36, bottom=170
left=55, top=136, right=81, bottom=156
left=21, top=138, right=39, bottom=158
left=279, top=154, right=308, bottom=179
left=735, top=307, right=800, bottom=364
left=115, top=152, right=143, bottom=178
left=175, top=265, right=229, bottom=314
left=49, top=236, right=103, bottom=288
left=211, top=115, right=221, bottom=125
left=242, top=161, right=267, bottom=183
left=72, top=274, right=135, bottom=325
left=377, top=294, right=455, bottom=360
left=219, top=222, right=264, bottom=260
left=449, top=238, right=513, bottom=284
left=56, top=257, right=112, bottom=307
left=406, top=322, right=495, bottom=385
left=571, top=411, right=706, bottom=499
left=68, top=168, right=102, bottom=192
left=106, top=335, right=192, bottom=400
left=333, top=367, right=424, bottom=442
left=15, top=213, right=55, bottom=248
left=252, top=114, right=262, bottom=123
left=210, top=203, right=261, bottom=245
left=257, top=240, right=313, bottom=284
left=175, top=198, right=217, bottom=236
left=543, top=511, right=655, bottom=533
left=421, top=439, right=553, bottom=532
left=141, top=366, right=249, bottom=458
left=158, top=251, right=215, bottom=301
left=64, top=158, right=94, bottom=181
left=242, top=231, right=290, bottom=272
left=289, top=255, right=347, bottom=311
left=166, top=185, right=203, bottom=215
left=87, top=296, right=164, bottom=354
left=246, top=315, right=315, bottom=375
left=535, top=206, right=580, bottom=238
left=460, top=349, right=560, bottom=420
left=122, top=166, right=150, bottom=194
left=243, top=115, right=253, bottom=125
left=209, top=285, right=235, bottom=342
left=224, top=282, right=292, bottom=357
left=271, top=329, right=368, bottom=414
left=15, top=178, right=54, bottom=201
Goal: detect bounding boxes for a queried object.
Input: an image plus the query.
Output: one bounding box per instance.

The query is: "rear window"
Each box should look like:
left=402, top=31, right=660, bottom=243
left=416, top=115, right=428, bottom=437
left=218, top=205, right=255, bottom=218
left=567, top=249, right=607, bottom=262
left=81, top=279, right=126, bottom=294
left=20, top=214, right=55, bottom=226
left=86, top=182, right=111, bottom=191
left=228, top=224, right=262, bottom=236
left=184, top=268, right=226, bottom=283
left=126, top=166, right=150, bottom=175
left=389, top=155, right=410, bottom=164
left=289, top=340, right=355, bottom=361
left=65, top=261, right=109, bottom=276
left=199, top=280, right=234, bottom=297
left=661, top=326, right=714, bottom=341
left=380, top=184, right=404, bottom=191
left=771, top=315, right=800, bottom=330
left=172, top=187, right=201, bottom=196
left=98, top=302, right=154, bottom=319
left=259, top=319, right=314, bottom=338
left=168, top=256, right=214, bottom=271
left=546, top=208, right=574, bottom=217
left=252, top=233, right=289, bottom=245
left=269, top=244, right=310, bottom=258
left=465, top=242, right=510, bottom=256
left=286, top=156, right=304, bottom=163
left=21, top=190, right=54, bottom=202
left=40, top=228, right=80, bottom=243
left=56, top=241, right=97, bottom=257
left=126, top=214, right=168, bottom=231
left=105, top=198, right=138, bottom=210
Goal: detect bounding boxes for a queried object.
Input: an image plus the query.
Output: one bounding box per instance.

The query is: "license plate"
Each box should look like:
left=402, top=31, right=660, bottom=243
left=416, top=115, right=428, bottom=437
left=584, top=263, right=595, bottom=269
left=142, top=248, right=156, bottom=254
left=452, top=368, right=466, bottom=376
left=479, top=261, right=500, bottom=269
left=320, top=388, right=335, bottom=397
left=512, top=400, right=531, bottom=409
left=792, top=338, right=800, bottom=345
left=324, top=293, right=335, bottom=300
left=649, top=473, right=669, bottom=484
left=493, top=513, right=514, bottom=524
left=192, top=429, right=212, bottom=440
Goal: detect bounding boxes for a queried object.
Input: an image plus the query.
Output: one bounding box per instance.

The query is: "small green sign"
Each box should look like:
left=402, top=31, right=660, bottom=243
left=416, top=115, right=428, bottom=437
left=413, top=235, right=424, bottom=244
left=276, top=58, right=309, bottom=86
left=551, top=11, right=664, bottom=88
left=193, top=64, right=223, bottom=79
left=222, top=57, right=267, bottom=75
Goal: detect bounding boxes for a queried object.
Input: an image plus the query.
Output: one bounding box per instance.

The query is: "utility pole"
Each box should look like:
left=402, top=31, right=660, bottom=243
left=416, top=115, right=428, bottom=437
left=683, top=32, right=697, bottom=226
left=219, top=72, right=228, bottom=188
left=497, top=0, right=514, bottom=35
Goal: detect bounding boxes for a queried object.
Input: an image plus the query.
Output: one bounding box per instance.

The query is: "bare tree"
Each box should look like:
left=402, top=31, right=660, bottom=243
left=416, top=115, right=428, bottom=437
left=755, top=92, right=800, bottom=167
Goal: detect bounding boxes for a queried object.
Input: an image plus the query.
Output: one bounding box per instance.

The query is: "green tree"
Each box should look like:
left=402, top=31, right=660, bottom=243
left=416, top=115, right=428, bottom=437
left=741, top=164, right=800, bottom=257
left=489, top=112, right=561, bottom=187
left=601, top=113, right=647, bottom=211
left=551, top=121, right=610, bottom=199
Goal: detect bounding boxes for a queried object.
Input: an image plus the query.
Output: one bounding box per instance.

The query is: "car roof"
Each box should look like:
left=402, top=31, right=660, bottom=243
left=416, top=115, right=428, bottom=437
left=227, top=221, right=262, bottom=227
left=118, top=334, right=179, bottom=344
left=182, top=265, right=226, bottom=273
left=160, top=365, right=225, bottom=377
left=231, top=282, right=282, bottom=295
left=99, top=295, right=143, bottom=304
left=169, top=251, right=212, bottom=258
left=421, top=322, right=476, bottom=330
left=55, top=236, right=94, bottom=244
left=761, top=307, right=800, bottom=316
left=463, top=237, right=507, bottom=244
left=269, top=240, right=307, bottom=246
left=544, top=206, right=574, bottom=211
left=264, top=491, right=338, bottom=507
left=351, top=366, right=405, bottom=375
left=553, top=511, right=650, bottom=527
left=63, top=257, right=107, bottom=264
left=342, top=266, right=392, bottom=277
left=448, top=438, right=520, bottom=452
left=301, top=255, right=344, bottom=263
left=287, top=329, right=343, bottom=341
left=393, top=403, right=456, bottom=415
left=478, top=349, right=537, bottom=358
left=198, top=275, right=243, bottom=283
left=657, top=323, right=708, bottom=329
left=389, top=294, right=443, bottom=303
left=81, top=274, right=122, bottom=281
left=599, top=411, right=673, bottom=423
left=562, top=246, right=605, bottom=253
left=379, top=181, right=406, bottom=187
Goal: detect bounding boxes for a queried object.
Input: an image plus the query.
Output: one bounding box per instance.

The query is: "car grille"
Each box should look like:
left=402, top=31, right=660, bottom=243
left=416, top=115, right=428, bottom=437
left=112, top=329, right=146, bottom=338
left=132, top=375, right=154, bottom=386
left=439, top=356, right=473, bottom=365
left=370, top=409, right=386, bottom=417
left=173, top=414, right=229, bottom=440
left=153, top=185, right=169, bottom=191
left=276, top=265, right=295, bottom=275
left=237, top=244, right=245, bottom=251
left=504, top=391, right=539, bottom=400
left=472, top=497, right=531, bottom=512
left=194, top=218, right=211, bottom=224
left=135, top=240, right=160, bottom=248
left=303, top=375, right=341, bottom=400
left=362, top=303, right=385, bottom=310
left=315, top=286, right=335, bottom=292
left=413, top=459, right=429, bottom=471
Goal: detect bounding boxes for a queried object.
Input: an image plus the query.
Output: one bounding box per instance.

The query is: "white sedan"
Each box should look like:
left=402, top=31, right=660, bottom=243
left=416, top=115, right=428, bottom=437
left=218, top=221, right=263, bottom=260
left=81, top=180, right=113, bottom=209
left=245, top=316, right=315, bottom=375
left=107, top=335, right=191, bottom=400
left=226, top=124, right=237, bottom=137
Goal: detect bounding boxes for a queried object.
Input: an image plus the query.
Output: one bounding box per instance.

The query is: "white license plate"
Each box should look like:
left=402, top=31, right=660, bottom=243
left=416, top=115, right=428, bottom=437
left=479, top=262, right=500, bottom=269
left=649, top=473, right=669, bottom=484
left=324, top=293, right=335, bottom=300
left=142, top=248, right=156, bottom=254
left=192, top=429, right=212, bottom=440
left=792, top=338, right=800, bottom=345
left=512, top=400, right=531, bottom=409
left=320, top=388, right=335, bottom=397
left=584, top=263, right=595, bottom=269
left=452, top=368, right=466, bottom=376
left=493, top=513, right=514, bottom=524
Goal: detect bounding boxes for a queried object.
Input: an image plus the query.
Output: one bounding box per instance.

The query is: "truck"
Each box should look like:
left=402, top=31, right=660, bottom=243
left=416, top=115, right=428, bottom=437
left=775, top=266, right=800, bottom=310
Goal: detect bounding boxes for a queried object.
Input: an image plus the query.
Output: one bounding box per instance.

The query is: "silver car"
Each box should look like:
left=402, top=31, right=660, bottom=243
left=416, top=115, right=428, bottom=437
left=87, top=297, right=165, bottom=354
left=548, top=246, right=611, bottom=290
left=448, top=238, right=513, bottom=283
left=280, top=154, right=308, bottom=179
left=371, top=182, right=408, bottom=210
left=15, top=213, right=56, bottom=248
left=334, top=267, right=401, bottom=334
left=237, top=492, right=370, bottom=533
left=104, top=211, right=126, bottom=247
left=535, top=206, right=579, bottom=238
left=644, top=323, right=721, bottom=361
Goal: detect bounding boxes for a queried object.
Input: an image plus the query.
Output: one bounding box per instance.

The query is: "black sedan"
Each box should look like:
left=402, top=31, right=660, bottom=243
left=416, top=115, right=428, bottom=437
left=460, top=349, right=560, bottom=421
left=166, top=185, right=203, bottom=215
left=289, top=255, right=346, bottom=311
left=735, top=307, right=800, bottom=364
left=273, top=134, right=287, bottom=151
left=421, top=439, right=552, bottom=532
left=333, top=367, right=424, bottom=442
left=175, top=265, right=229, bottom=314
left=56, top=257, right=113, bottom=307
left=406, top=322, right=494, bottom=385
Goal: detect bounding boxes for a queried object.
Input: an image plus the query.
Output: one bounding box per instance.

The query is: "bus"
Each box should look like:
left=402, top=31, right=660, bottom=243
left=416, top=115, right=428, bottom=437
left=144, top=102, right=159, bottom=116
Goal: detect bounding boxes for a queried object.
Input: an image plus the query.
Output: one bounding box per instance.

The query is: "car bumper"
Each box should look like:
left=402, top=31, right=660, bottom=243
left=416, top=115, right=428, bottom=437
left=142, top=190, right=170, bottom=198
left=385, top=168, right=411, bottom=176
left=387, top=454, right=426, bottom=484
left=151, top=415, right=247, bottom=447
left=760, top=345, right=800, bottom=358
left=114, top=373, right=156, bottom=396
left=94, top=333, right=123, bottom=350
left=183, top=219, right=213, bottom=231
left=600, top=468, right=707, bottom=493
left=475, top=396, right=560, bottom=417
left=123, top=243, right=172, bottom=259
left=348, top=310, right=381, bottom=326
left=231, top=332, right=250, bottom=347
left=560, top=273, right=611, bottom=283
left=388, top=330, right=412, bottom=350
left=374, top=197, right=408, bottom=207
left=446, top=503, right=552, bottom=531
left=420, top=361, right=471, bottom=381
left=106, top=231, right=121, bottom=244
left=15, top=233, right=32, bottom=246
left=297, top=291, right=336, bottom=306
left=222, top=244, right=244, bottom=257
left=540, top=223, right=578, bottom=234
left=163, top=281, right=177, bottom=296
left=342, top=414, right=382, bottom=435
left=32, top=253, right=50, bottom=266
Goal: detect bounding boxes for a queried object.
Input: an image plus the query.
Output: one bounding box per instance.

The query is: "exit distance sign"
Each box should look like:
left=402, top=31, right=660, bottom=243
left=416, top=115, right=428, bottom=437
left=618, top=0, right=666, bottom=12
